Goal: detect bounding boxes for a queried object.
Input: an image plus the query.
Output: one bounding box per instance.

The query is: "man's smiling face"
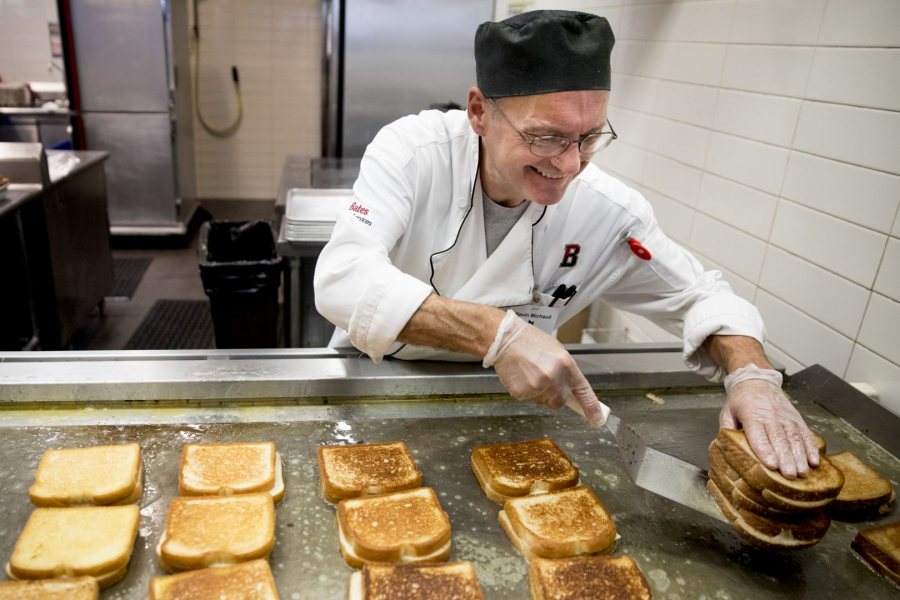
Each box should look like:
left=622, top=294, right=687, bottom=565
left=469, top=89, right=610, bottom=207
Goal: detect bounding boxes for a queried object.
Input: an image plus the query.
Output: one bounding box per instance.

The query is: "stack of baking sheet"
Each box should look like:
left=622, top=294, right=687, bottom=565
left=283, top=188, right=354, bottom=242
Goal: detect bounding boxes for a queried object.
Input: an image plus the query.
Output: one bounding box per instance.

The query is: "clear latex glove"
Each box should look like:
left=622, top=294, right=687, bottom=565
left=484, top=310, right=611, bottom=428
left=720, top=363, right=820, bottom=479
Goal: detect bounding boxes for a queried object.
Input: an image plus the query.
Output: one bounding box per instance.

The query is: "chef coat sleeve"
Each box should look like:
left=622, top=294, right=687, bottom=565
left=313, top=127, right=434, bottom=362
left=600, top=188, right=765, bottom=382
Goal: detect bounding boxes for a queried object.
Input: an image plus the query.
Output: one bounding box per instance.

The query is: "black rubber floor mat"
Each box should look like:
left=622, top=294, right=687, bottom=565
left=108, top=257, right=153, bottom=300
left=124, top=300, right=214, bottom=350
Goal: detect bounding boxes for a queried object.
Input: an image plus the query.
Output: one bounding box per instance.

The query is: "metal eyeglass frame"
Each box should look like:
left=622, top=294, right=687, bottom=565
left=487, top=97, right=617, bottom=157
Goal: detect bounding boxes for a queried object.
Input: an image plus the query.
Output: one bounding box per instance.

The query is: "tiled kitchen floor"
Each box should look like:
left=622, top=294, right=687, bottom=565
left=71, top=199, right=277, bottom=351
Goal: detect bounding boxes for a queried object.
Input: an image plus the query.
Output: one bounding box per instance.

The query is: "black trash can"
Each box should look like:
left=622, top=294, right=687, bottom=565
left=199, top=220, right=283, bottom=348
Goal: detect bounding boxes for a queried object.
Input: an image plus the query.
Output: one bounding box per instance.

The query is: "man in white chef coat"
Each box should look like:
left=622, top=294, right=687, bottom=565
left=314, top=10, right=819, bottom=478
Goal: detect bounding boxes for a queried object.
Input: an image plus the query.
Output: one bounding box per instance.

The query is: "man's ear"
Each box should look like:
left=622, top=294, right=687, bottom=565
left=467, top=87, right=488, bottom=135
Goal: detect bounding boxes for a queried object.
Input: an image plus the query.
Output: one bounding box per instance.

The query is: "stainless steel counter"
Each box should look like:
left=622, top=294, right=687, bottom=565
left=0, top=350, right=897, bottom=599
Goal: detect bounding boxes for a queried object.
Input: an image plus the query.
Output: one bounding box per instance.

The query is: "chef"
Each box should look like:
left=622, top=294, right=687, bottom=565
left=314, top=10, right=819, bottom=479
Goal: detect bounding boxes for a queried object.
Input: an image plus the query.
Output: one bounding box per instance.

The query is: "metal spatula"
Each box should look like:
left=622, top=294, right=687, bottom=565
left=566, top=399, right=726, bottom=522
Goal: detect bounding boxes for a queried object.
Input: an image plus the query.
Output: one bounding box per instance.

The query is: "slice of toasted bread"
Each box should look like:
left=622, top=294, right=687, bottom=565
left=715, top=429, right=844, bottom=503
left=158, top=493, right=275, bottom=573
left=0, top=576, right=99, bottom=599
left=28, top=443, right=142, bottom=507
left=528, top=555, right=652, bottom=600
left=348, top=561, right=485, bottom=600
left=336, top=487, right=451, bottom=568
left=8, top=505, right=139, bottom=584
left=851, top=521, right=900, bottom=585
left=827, top=451, right=895, bottom=519
left=500, top=486, right=616, bottom=560
left=471, top=439, right=578, bottom=505
left=707, top=479, right=829, bottom=550
left=149, top=559, right=278, bottom=599
left=179, top=442, right=279, bottom=498
left=318, top=441, right=422, bottom=503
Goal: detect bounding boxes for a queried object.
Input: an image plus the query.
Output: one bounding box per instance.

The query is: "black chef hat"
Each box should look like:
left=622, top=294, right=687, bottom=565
left=475, top=10, right=614, bottom=98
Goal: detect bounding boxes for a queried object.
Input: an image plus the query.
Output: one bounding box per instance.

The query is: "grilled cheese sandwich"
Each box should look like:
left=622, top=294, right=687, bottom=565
left=29, top=443, right=143, bottom=507
left=336, top=487, right=451, bottom=568
left=499, top=486, right=616, bottom=560
left=319, top=441, right=422, bottom=504
left=471, top=439, right=578, bottom=505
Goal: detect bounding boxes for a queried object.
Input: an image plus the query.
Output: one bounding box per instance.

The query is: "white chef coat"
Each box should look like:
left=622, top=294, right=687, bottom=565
left=313, top=109, right=764, bottom=380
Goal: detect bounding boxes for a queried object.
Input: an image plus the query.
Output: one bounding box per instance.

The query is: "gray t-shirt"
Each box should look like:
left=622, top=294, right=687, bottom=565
left=483, top=195, right=530, bottom=256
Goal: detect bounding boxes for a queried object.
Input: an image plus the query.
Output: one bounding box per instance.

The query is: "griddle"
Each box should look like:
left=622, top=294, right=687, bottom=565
left=0, top=348, right=897, bottom=599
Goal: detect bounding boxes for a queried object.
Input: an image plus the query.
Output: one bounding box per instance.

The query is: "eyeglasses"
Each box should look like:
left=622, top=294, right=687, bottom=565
left=487, top=97, right=617, bottom=158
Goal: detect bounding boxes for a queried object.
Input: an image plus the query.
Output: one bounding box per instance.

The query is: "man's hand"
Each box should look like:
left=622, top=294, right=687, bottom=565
left=483, top=310, right=610, bottom=427
left=720, top=364, right=820, bottom=479
left=705, top=335, right=820, bottom=479
left=399, top=297, right=609, bottom=427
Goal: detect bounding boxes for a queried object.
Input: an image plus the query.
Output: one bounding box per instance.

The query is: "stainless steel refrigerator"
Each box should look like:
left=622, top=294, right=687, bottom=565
left=61, top=0, right=196, bottom=235
left=323, top=0, right=495, bottom=158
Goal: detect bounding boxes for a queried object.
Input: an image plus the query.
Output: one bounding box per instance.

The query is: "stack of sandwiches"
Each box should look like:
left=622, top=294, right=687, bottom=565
left=5, top=443, right=143, bottom=593
left=151, top=441, right=281, bottom=598
left=707, top=429, right=844, bottom=549
left=319, top=441, right=485, bottom=598
left=472, top=438, right=652, bottom=598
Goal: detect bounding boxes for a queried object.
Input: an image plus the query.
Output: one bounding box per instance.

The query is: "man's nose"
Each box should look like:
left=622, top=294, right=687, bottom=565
left=550, top=142, right=583, bottom=174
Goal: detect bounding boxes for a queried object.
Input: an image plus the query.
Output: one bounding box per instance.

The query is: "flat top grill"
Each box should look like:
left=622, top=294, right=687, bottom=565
left=0, top=350, right=897, bottom=599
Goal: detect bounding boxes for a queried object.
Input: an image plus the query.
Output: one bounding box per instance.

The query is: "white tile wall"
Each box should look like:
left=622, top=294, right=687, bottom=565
left=621, top=1, right=734, bottom=44
left=764, top=343, right=805, bottom=375
left=696, top=173, right=776, bottom=239
left=610, top=74, right=658, bottom=114
left=654, top=80, right=718, bottom=128
left=794, top=101, right=900, bottom=176
left=818, top=0, right=900, bottom=47
left=721, top=46, right=815, bottom=98
left=755, top=291, right=854, bottom=376
left=875, top=238, right=900, bottom=302
left=769, top=200, right=887, bottom=287
left=689, top=213, right=766, bottom=282
left=758, top=247, right=869, bottom=338
left=712, top=90, right=801, bottom=147
left=846, top=344, right=900, bottom=417
left=703, top=132, right=789, bottom=195
left=729, top=0, right=826, bottom=45
left=805, top=49, right=900, bottom=112
left=857, top=294, right=900, bottom=366
left=192, top=0, right=321, bottom=200
left=557, top=0, right=900, bottom=396
left=641, top=151, right=703, bottom=207
left=617, top=40, right=727, bottom=86
left=781, top=152, right=900, bottom=233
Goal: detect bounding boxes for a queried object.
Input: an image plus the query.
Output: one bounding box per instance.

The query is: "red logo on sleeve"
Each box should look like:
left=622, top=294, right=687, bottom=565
left=349, top=202, right=369, bottom=215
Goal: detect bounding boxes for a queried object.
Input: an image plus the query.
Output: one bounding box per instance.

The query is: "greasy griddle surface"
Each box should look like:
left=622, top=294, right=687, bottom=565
left=0, top=396, right=897, bottom=599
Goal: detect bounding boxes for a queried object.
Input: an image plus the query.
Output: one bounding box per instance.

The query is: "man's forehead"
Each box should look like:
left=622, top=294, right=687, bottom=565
left=501, top=91, right=609, bottom=131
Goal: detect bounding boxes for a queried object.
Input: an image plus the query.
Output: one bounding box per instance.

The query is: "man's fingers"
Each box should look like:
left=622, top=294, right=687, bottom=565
left=743, top=421, right=778, bottom=471
left=765, top=422, right=797, bottom=479
left=787, top=430, right=809, bottom=477
left=719, top=405, right=737, bottom=429
left=800, top=429, right=821, bottom=466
